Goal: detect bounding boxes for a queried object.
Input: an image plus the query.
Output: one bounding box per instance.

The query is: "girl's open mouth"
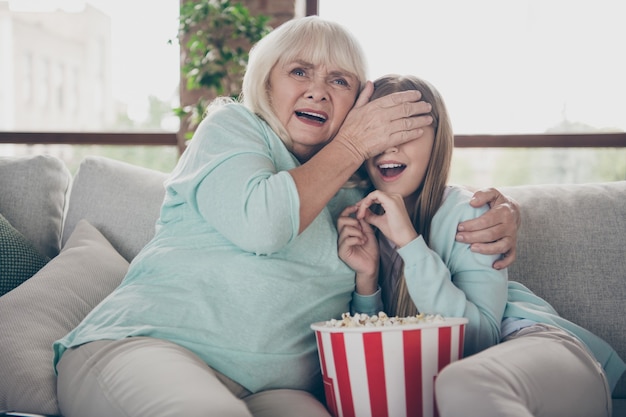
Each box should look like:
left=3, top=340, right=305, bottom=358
left=379, top=163, right=406, bottom=178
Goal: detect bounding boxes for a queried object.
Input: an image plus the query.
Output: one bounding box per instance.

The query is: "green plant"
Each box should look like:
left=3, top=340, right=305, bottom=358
left=173, top=0, right=271, bottom=138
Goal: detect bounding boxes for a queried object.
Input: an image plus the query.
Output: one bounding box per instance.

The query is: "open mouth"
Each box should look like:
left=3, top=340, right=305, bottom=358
left=378, top=163, right=406, bottom=178
left=295, top=111, right=327, bottom=124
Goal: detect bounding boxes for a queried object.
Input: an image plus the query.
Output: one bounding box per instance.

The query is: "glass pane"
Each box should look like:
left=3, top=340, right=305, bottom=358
left=450, top=147, right=626, bottom=187
left=0, top=0, right=180, bottom=169
left=319, top=0, right=626, bottom=135
left=0, top=143, right=179, bottom=173
left=319, top=0, right=626, bottom=185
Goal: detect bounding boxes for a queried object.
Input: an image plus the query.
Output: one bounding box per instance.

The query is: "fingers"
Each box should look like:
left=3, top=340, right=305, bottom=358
left=339, top=204, right=359, bottom=218
left=493, top=249, right=517, bottom=270
left=371, top=90, right=431, bottom=123
left=457, top=202, right=516, bottom=237
left=338, top=207, right=368, bottom=244
left=466, top=234, right=514, bottom=255
left=353, top=81, right=374, bottom=108
left=335, top=89, right=434, bottom=162
left=456, top=217, right=516, bottom=256
left=354, top=191, right=418, bottom=248
left=355, top=200, right=375, bottom=220
left=338, top=233, right=367, bottom=252
left=354, top=190, right=389, bottom=222
left=464, top=236, right=517, bottom=271
left=467, top=188, right=521, bottom=228
left=468, top=187, right=503, bottom=208
left=457, top=191, right=520, bottom=271
left=379, top=100, right=433, bottom=152
left=457, top=226, right=517, bottom=271
left=374, top=89, right=422, bottom=109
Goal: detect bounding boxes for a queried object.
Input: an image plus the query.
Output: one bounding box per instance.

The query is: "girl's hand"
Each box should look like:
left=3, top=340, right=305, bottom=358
left=355, top=190, right=419, bottom=248
left=337, top=205, right=379, bottom=295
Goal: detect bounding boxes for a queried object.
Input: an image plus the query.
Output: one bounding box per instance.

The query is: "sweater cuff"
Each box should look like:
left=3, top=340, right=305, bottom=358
left=351, top=287, right=383, bottom=316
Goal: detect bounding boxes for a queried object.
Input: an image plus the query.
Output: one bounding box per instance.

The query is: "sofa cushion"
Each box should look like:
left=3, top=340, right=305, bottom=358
left=0, top=213, right=50, bottom=296
left=502, top=181, right=626, bottom=399
left=62, top=156, right=168, bottom=262
left=0, top=155, right=71, bottom=259
left=0, top=220, right=129, bottom=416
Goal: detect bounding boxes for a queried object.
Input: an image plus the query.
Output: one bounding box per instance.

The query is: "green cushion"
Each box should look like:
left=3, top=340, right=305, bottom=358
left=0, top=213, right=49, bottom=296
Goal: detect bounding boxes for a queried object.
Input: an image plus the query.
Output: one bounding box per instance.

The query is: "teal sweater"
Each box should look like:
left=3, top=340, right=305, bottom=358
left=54, top=103, right=363, bottom=393
left=377, top=186, right=625, bottom=392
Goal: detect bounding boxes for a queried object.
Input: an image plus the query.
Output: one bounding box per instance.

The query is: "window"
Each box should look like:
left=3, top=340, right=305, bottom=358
left=319, top=0, right=626, bottom=185
left=0, top=0, right=181, bottom=172
left=319, top=0, right=625, bottom=135
left=21, top=52, right=33, bottom=104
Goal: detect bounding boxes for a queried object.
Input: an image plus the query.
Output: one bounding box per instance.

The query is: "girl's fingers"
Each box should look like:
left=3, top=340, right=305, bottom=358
left=355, top=190, right=390, bottom=219
left=337, top=215, right=361, bottom=234
left=339, top=235, right=367, bottom=249
left=355, top=196, right=379, bottom=219
left=339, top=204, right=360, bottom=218
left=338, top=222, right=365, bottom=240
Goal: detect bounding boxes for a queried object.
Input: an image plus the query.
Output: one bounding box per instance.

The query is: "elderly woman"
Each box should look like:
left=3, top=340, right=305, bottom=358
left=54, top=16, right=520, bottom=417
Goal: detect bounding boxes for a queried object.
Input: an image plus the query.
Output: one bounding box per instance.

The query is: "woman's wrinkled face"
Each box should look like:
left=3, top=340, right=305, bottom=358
left=268, top=58, right=359, bottom=162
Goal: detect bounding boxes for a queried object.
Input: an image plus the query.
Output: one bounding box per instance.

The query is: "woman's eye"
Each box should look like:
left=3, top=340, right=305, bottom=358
left=291, top=68, right=306, bottom=77
left=333, top=78, right=349, bottom=87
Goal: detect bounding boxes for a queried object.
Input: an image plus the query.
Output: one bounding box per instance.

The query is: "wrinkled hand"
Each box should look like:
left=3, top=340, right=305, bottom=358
left=355, top=190, right=419, bottom=248
left=334, top=81, right=433, bottom=162
left=337, top=205, right=380, bottom=295
left=456, top=188, right=521, bottom=270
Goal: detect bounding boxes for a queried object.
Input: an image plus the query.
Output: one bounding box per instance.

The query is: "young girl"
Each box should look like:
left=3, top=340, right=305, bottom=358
left=337, top=74, right=624, bottom=417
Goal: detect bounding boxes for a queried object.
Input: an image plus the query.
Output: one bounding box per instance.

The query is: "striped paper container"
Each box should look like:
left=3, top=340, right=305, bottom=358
left=311, top=317, right=468, bottom=417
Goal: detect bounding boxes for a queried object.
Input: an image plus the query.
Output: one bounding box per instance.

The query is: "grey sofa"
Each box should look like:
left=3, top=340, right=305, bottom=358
left=0, top=154, right=624, bottom=417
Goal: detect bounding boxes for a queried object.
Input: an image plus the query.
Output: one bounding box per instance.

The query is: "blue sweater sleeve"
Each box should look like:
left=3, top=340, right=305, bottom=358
left=351, top=287, right=384, bottom=316
left=396, top=187, right=508, bottom=356
left=164, top=104, right=301, bottom=255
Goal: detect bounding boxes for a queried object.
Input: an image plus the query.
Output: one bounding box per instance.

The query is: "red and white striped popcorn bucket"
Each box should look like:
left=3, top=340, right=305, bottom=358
left=311, top=317, right=468, bottom=417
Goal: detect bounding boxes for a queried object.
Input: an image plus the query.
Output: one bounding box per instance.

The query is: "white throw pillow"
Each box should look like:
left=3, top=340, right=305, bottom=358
left=0, top=220, right=129, bottom=416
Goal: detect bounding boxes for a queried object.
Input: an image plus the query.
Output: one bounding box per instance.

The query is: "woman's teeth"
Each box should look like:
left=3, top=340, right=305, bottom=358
left=295, top=111, right=327, bottom=123
left=378, top=163, right=406, bottom=177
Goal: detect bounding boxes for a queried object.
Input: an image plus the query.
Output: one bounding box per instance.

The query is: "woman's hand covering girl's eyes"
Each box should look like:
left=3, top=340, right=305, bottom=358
left=332, top=84, right=433, bottom=162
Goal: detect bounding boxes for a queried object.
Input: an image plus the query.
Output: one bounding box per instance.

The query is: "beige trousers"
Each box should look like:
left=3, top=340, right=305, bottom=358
left=435, top=324, right=612, bottom=417
left=56, top=337, right=331, bottom=417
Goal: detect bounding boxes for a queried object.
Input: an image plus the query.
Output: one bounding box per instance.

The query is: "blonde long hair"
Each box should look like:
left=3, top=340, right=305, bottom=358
left=367, top=75, right=454, bottom=317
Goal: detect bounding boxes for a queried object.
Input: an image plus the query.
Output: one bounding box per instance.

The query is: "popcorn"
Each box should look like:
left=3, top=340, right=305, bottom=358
left=324, top=311, right=445, bottom=328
